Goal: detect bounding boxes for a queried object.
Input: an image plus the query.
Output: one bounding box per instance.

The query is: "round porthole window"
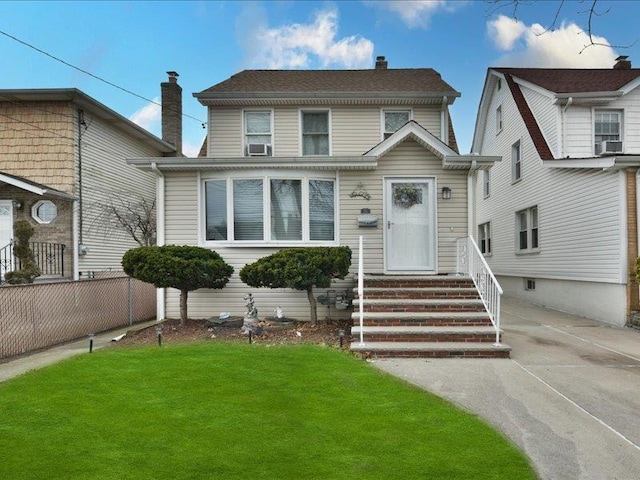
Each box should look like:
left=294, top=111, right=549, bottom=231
left=32, top=200, right=57, bottom=224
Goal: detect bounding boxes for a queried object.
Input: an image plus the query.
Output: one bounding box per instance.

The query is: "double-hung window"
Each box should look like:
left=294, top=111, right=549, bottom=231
left=594, top=110, right=621, bottom=153
left=512, top=141, right=521, bottom=183
left=483, top=169, right=490, bottom=198
left=245, top=111, right=272, bottom=156
left=516, top=206, right=538, bottom=252
left=478, top=222, right=491, bottom=255
left=496, top=105, right=503, bottom=133
left=383, top=110, right=411, bottom=139
left=302, top=111, right=329, bottom=155
left=204, top=176, right=336, bottom=244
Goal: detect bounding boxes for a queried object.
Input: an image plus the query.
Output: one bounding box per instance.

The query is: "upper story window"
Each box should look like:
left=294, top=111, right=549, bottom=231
left=516, top=206, right=539, bottom=253
left=383, top=110, right=411, bottom=139
left=204, top=176, right=336, bottom=244
left=32, top=200, right=57, bottom=224
left=245, top=111, right=272, bottom=156
left=512, top=141, right=521, bottom=183
left=302, top=111, right=330, bottom=156
left=483, top=169, right=490, bottom=198
left=496, top=105, right=503, bottom=134
left=478, top=222, right=491, bottom=255
left=594, top=110, right=622, bottom=154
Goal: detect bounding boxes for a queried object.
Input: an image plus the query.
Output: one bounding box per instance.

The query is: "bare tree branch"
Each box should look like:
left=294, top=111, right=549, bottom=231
left=88, top=195, right=157, bottom=247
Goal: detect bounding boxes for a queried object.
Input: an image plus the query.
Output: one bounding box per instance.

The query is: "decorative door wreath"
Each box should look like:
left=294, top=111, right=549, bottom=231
left=393, top=184, right=422, bottom=208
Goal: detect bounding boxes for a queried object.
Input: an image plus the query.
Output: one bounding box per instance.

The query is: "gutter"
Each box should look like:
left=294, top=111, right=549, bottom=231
left=561, top=97, right=573, bottom=158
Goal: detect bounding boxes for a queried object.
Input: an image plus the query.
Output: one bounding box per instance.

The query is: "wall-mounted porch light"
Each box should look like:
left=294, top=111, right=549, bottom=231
left=442, top=187, right=452, bottom=200
left=12, top=199, right=22, bottom=210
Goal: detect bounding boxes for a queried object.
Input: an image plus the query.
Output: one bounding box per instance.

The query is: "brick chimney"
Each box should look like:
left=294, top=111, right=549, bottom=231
left=614, top=55, right=631, bottom=70
left=375, top=55, right=388, bottom=70
left=161, top=71, right=182, bottom=156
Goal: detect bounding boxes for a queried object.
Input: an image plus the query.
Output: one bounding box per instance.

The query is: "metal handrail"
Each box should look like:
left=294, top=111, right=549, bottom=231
left=457, top=236, right=503, bottom=345
left=357, top=235, right=365, bottom=345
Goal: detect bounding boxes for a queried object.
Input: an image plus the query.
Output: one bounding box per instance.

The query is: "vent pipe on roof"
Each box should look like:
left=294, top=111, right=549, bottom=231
left=614, top=56, right=631, bottom=70
left=375, top=56, right=388, bottom=69
left=161, top=71, right=183, bottom=156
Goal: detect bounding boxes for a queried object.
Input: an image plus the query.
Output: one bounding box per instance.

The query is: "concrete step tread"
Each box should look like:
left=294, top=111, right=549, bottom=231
left=350, top=341, right=511, bottom=352
left=360, top=298, right=484, bottom=305
left=363, top=275, right=472, bottom=281
left=351, top=311, right=490, bottom=319
left=352, top=325, right=497, bottom=334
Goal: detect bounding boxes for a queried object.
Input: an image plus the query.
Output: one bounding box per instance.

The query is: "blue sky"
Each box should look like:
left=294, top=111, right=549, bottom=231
left=1, top=0, right=639, bottom=156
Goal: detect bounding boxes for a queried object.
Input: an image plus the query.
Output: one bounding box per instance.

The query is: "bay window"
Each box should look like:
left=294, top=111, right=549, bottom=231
left=205, top=176, right=336, bottom=244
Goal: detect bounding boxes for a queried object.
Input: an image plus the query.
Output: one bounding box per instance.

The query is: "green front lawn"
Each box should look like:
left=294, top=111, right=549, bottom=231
left=0, top=344, right=535, bottom=479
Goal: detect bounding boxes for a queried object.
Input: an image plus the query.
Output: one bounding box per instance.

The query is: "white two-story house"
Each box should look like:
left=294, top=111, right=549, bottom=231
left=131, top=57, right=500, bottom=330
left=472, top=57, right=640, bottom=326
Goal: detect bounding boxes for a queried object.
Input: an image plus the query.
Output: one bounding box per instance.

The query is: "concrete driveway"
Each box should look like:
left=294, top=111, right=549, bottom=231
left=374, top=296, right=640, bottom=480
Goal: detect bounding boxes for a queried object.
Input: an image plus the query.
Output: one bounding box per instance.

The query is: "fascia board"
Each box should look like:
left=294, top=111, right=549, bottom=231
left=471, top=70, right=496, bottom=153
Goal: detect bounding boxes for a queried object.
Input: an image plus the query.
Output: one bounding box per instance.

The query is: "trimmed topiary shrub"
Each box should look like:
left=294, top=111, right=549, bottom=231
left=5, top=220, right=41, bottom=284
left=122, top=245, right=233, bottom=325
left=239, top=246, right=352, bottom=324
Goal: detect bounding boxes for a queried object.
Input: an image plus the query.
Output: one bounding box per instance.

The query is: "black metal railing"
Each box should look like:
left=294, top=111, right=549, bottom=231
left=0, top=241, right=66, bottom=281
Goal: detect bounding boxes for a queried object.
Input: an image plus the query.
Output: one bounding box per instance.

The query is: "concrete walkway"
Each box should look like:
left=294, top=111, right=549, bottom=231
left=0, top=320, right=159, bottom=383
left=374, top=296, right=640, bottom=480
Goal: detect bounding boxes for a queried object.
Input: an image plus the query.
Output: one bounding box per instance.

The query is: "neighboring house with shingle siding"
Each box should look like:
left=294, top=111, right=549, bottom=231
left=130, top=57, right=500, bottom=322
left=0, top=88, right=175, bottom=281
left=472, top=57, right=640, bottom=326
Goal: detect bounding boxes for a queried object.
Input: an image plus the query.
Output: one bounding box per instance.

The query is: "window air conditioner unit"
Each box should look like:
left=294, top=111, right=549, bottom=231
left=596, top=140, right=623, bottom=155
left=246, top=143, right=271, bottom=156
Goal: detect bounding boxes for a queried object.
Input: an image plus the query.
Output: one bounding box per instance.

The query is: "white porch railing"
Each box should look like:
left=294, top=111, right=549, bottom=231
left=357, top=235, right=365, bottom=345
left=456, top=236, right=504, bottom=345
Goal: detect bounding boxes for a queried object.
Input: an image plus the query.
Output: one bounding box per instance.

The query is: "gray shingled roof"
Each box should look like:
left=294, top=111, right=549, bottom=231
left=493, top=68, right=640, bottom=94
left=195, top=69, right=459, bottom=98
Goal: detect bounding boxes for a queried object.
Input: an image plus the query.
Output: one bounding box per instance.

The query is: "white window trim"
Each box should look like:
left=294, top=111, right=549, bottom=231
left=593, top=108, right=623, bottom=155
left=201, top=170, right=338, bottom=247
left=299, top=109, right=331, bottom=156
left=243, top=109, right=274, bottom=156
left=496, top=105, right=503, bottom=134
left=511, top=141, right=522, bottom=184
left=381, top=108, right=413, bottom=140
left=515, top=206, right=539, bottom=254
left=483, top=169, right=490, bottom=198
left=478, top=221, right=492, bottom=255
left=31, top=199, right=57, bottom=224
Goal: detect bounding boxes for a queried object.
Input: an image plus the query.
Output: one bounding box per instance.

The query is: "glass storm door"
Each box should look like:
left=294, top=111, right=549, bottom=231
left=385, top=179, right=436, bottom=272
left=0, top=200, right=13, bottom=279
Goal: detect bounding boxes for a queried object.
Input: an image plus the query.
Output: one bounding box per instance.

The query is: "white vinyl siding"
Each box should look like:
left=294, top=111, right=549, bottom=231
left=208, top=105, right=445, bottom=157
left=520, top=84, right=558, bottom=156
left=78, top=114, right=159, bottom=273
left=340, top=138, right=468, bottom=275
left=475, top=80, right=623, bottom=283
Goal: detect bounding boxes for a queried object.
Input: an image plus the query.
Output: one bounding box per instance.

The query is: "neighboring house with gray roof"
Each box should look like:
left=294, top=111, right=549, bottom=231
left=0, top=87, right=176, bottom=282
left=130, top=57, right=500, bottom=323
left=471, top=57, right=640, bottom=326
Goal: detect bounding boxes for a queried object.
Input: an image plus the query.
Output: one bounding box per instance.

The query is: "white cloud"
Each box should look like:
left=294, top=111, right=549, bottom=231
left=371, top=0, right=457, bottom=29
left=239, top=6, right=374, bottom=69
left=488, top=14, right=618, bottom=68
left=129, top=98, right=161, bottom=131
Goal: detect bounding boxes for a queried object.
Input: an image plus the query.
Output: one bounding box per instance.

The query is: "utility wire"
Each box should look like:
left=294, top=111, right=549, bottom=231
left=0, top=28, right=206, bottom=124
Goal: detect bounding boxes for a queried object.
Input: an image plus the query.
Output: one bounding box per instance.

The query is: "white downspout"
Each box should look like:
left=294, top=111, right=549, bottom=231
left=467, top=159, right=478, bottom=239
left=72, top=198, right=79, bottom=281
left=562, top=97, right=573, bottom=158
left=151, top=162, right=166, bottom=320
left=441, top=96, right=449, bottom=144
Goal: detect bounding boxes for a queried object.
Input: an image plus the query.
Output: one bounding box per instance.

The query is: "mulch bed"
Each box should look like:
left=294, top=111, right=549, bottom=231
left=116, top=317, right=352, bottom=349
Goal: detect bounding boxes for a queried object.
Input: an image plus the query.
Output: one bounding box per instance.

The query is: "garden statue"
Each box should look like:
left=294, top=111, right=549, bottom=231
left=242, top=293, right=259, bottom=332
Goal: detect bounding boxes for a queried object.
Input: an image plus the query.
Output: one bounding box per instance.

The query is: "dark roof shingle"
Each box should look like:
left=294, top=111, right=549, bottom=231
left=197, top=69, right=459, bottom=96
left=493, top=68, right=640, bottom=93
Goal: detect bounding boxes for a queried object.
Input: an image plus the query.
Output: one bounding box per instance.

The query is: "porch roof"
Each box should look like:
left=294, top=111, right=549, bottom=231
left=0, top=172, right=76, bottom=199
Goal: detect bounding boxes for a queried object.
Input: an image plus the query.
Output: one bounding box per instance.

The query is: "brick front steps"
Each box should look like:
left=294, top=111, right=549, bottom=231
left=350, top=275, right=510, bottom=359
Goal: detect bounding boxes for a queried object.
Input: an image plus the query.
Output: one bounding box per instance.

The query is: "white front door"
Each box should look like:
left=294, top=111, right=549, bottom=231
left=385, top=178, right=436, bottom=272
left=0, top=200, right=14, bottom=279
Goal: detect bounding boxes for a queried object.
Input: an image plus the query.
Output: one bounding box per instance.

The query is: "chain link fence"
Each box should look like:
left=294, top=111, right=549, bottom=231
left=0, top=275, right=156, bottom=359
